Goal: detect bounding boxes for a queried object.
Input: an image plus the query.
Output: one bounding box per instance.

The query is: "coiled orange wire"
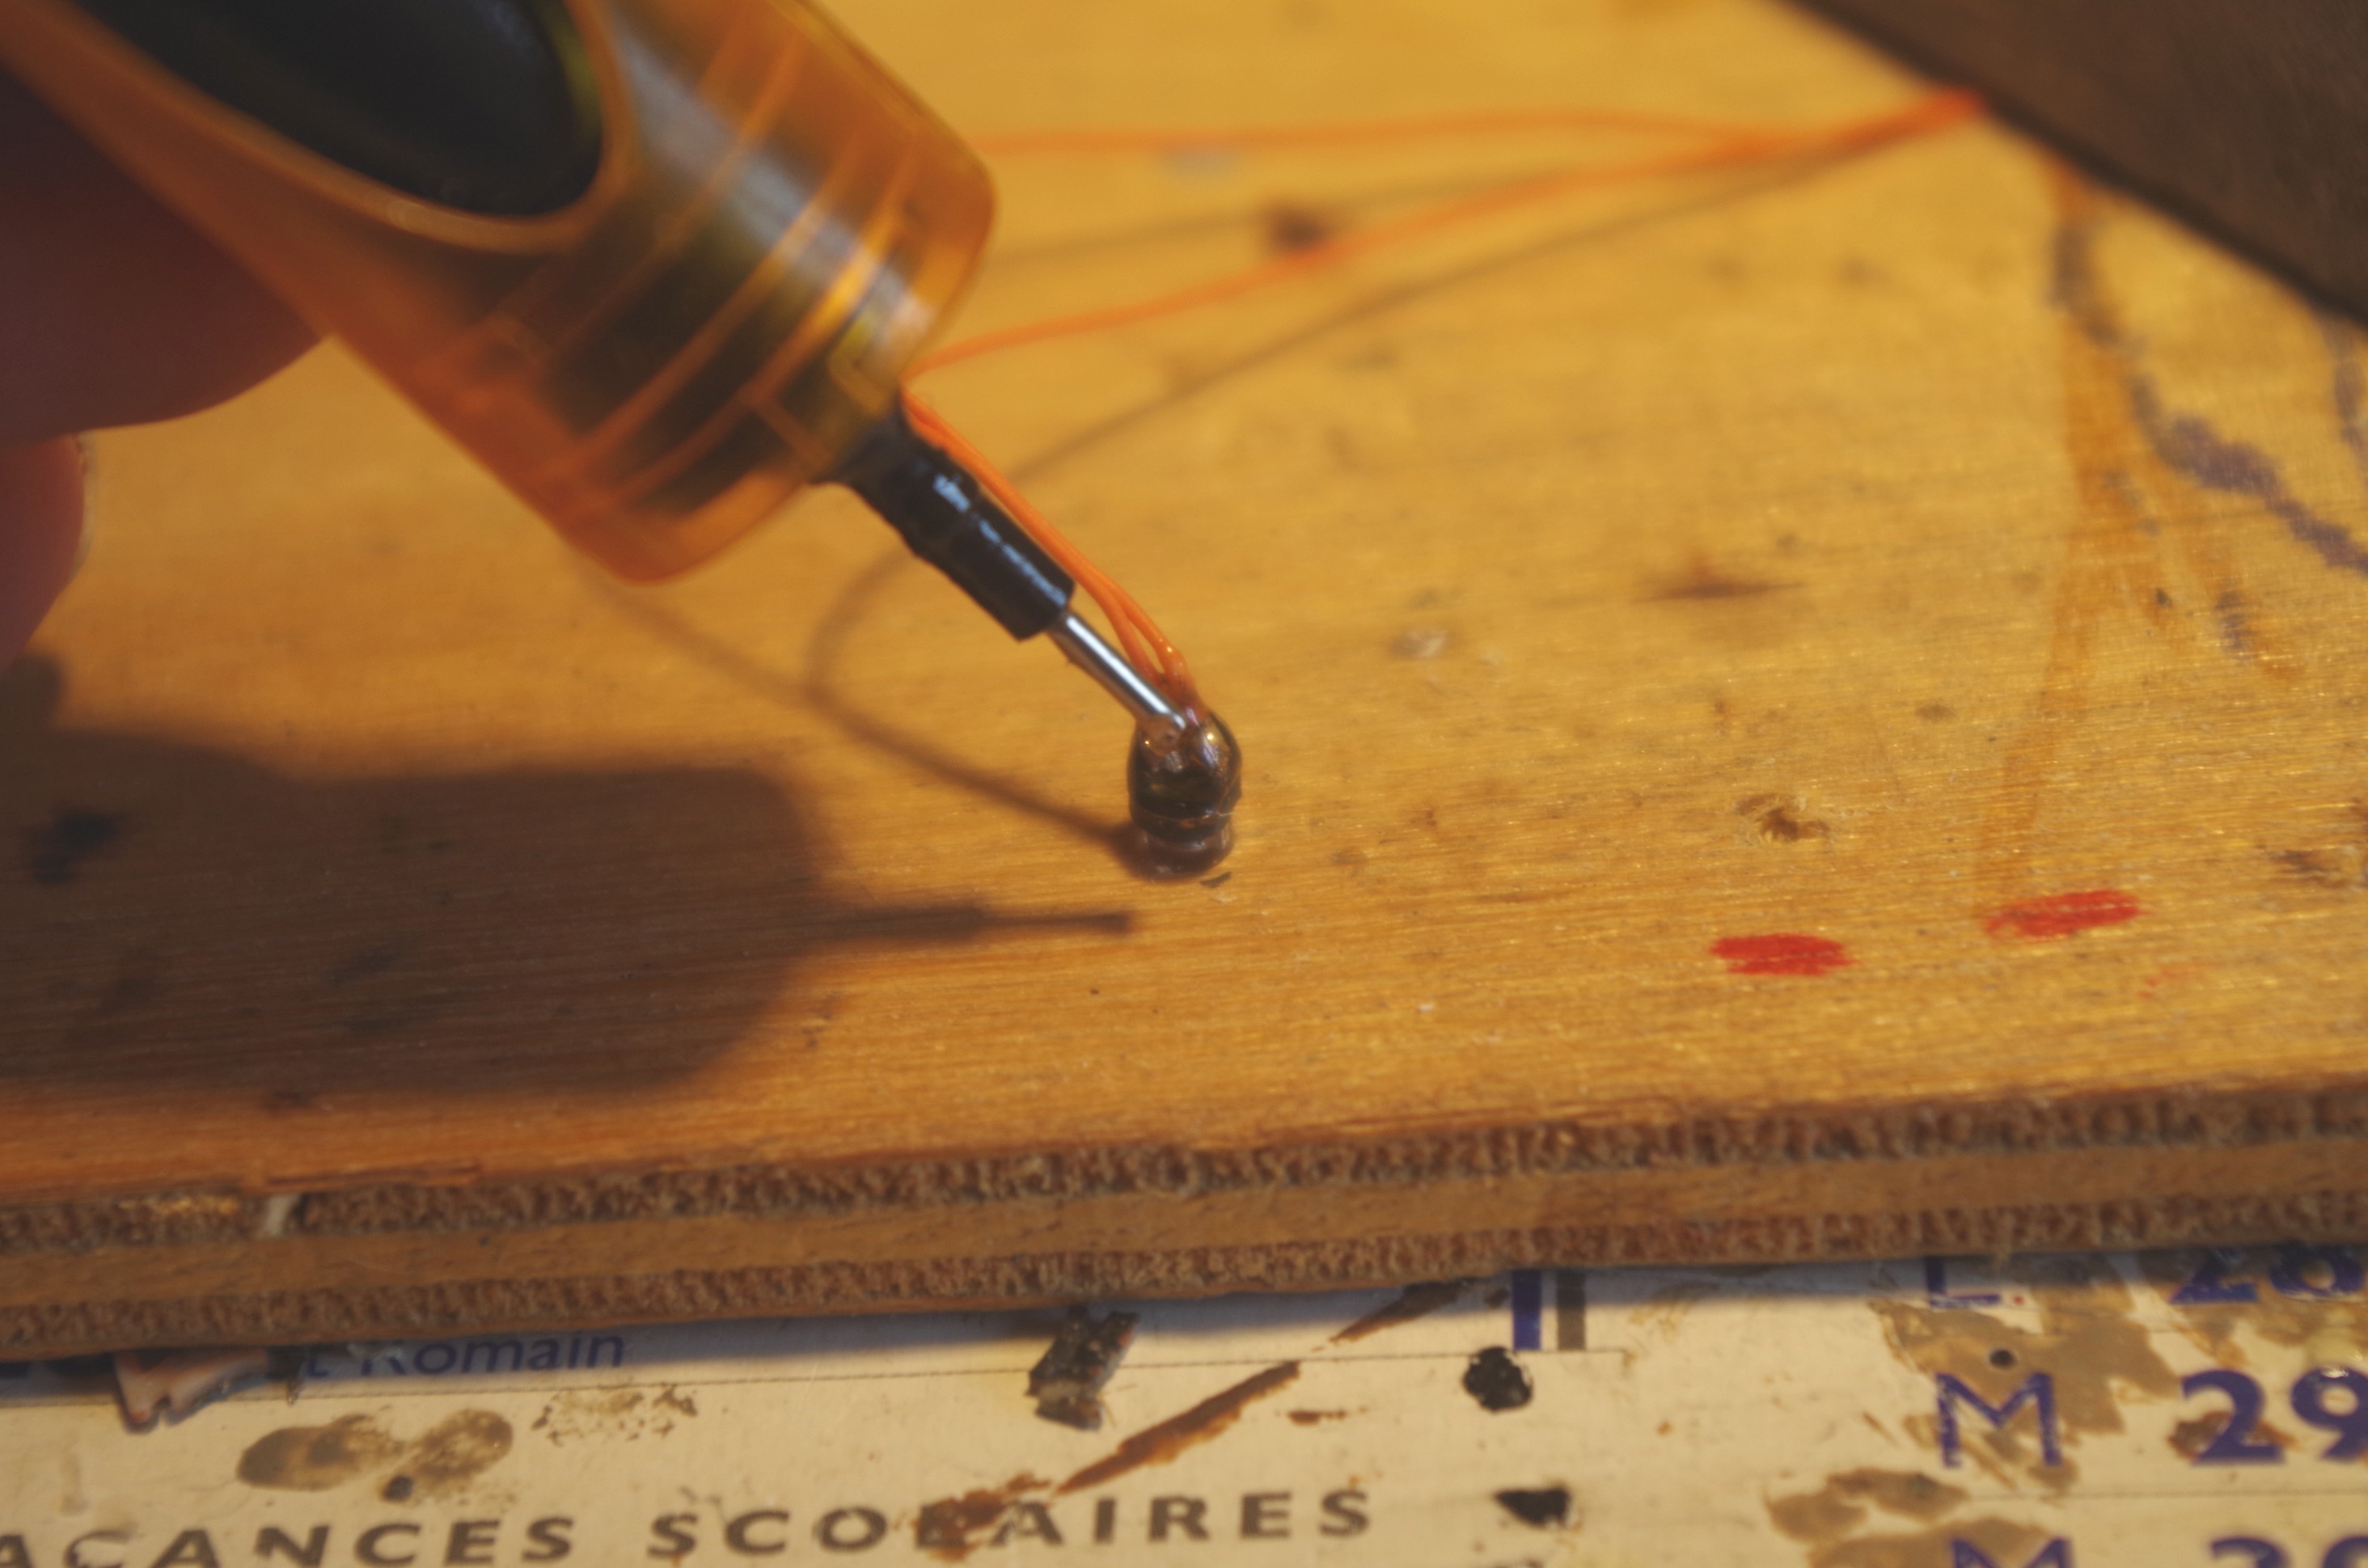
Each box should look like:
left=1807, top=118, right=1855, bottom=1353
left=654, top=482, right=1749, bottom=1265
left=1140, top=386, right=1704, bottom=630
left=904, top=87, right=1983, bottom=718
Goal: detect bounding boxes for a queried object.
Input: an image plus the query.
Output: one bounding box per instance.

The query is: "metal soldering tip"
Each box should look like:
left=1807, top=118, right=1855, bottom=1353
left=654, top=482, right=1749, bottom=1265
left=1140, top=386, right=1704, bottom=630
left=1046, top=610, right=1185, bottom=748
left=1045, top=607, right=1241, bottom=873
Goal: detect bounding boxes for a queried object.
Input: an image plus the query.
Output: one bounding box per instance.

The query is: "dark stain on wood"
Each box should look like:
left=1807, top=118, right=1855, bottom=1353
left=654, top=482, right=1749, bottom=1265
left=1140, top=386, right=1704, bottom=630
left=1643, top=554, right=1799, bottom=602
left=1259, top=200, right=1341, bottom=256
left=1738, top=794, right=1832, bottom=844
left=21, top=806, right=125, bottom=885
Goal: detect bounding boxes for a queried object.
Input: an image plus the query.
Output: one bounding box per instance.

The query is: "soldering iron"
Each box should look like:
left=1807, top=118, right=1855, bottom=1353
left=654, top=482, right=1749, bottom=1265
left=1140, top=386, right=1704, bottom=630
left=0, top=0, right=1241, bottom=869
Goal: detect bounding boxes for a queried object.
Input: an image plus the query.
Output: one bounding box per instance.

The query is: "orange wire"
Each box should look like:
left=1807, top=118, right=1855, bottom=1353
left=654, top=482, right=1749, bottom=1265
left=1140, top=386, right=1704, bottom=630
left=903, top=388, right=1203, bottom=716
left=969, top=104, right=1804, bottom=157
left=920, top=89, right=1980, bottom=374
left=907, top=87, right=1983, bottom=708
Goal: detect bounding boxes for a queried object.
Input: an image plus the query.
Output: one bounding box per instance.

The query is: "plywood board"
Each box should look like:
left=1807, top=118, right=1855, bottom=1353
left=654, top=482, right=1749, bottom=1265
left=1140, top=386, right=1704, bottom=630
left=8, top=0, right=2368, bottom=1354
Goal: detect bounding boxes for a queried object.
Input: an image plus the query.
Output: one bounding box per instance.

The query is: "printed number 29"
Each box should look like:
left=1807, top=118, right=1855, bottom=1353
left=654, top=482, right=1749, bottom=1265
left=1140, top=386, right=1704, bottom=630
left=2212, top=1537, right=2368, bottom=1568
left=2184, top=1366, right=2368, bottom=1464
left=2174, top=1245, right=2366, bottom=1304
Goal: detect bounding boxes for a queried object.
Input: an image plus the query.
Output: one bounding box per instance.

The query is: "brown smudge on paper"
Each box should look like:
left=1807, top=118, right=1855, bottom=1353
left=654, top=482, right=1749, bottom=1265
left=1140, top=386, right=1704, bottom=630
left=392, top=1410, right=514, bottom=1499
left=1770, top=1466, right=2040, bottom=1568
left=917, top=1362, right=1304, bottom=1557
left=1287, top=1408, right=1350, bottom=1426
left=1871, top=1255, right=2176, bottom=1487
left=1331, top=1280, right=1466, bottom=1343
left=1770, top=1469, right=1968, bottom=1541
left=916, top=1362, right=1309, bottom=1558
left=916, top=1473, right=1055, bottom=1563
left=1770, top=1485, right=1862, bottom=1545
left=2142, top=1248, right=2368, bottom=1365
left=237, top=1414, right=404, bottom=1491
left=1816, top=1519, right=2057, bottom=1568
left=531, top=1386, right=696, bottom=1445
left=239, top=1409, right=511, bottom=1499
left=1060, top=1361, right=1301, bottom=1493
left=2169, top=1410, right=2296, bottom=1462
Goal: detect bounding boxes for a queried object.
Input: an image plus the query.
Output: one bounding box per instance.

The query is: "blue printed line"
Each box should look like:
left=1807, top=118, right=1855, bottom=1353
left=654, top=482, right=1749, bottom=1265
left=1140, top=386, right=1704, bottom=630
left=1510, top=1270, right=1542, bottom=1351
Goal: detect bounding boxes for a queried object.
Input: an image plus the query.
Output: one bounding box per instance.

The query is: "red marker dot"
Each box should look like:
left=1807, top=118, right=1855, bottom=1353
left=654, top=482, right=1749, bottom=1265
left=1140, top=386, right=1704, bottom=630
left=1711, top=933, right=1853, bottom=977
left=1985, top=889, right=2142, bottom=939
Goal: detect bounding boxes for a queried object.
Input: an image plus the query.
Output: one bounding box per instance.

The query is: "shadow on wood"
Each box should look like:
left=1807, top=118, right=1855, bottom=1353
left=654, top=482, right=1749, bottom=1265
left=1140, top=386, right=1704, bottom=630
left=0, top=656, right=1131, bottom=1101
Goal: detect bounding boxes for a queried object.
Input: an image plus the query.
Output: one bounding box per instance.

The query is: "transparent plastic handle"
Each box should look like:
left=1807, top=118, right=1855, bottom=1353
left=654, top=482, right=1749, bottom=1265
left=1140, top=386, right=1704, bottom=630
left=0, top=0, right=995, bottom=579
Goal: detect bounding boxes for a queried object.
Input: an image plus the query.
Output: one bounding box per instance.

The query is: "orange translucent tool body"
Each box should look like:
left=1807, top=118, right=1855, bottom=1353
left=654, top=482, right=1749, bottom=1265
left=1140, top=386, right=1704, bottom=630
left=0, top=0, right=991, bottom=581
left=0, top=0, right=1976, bottom=872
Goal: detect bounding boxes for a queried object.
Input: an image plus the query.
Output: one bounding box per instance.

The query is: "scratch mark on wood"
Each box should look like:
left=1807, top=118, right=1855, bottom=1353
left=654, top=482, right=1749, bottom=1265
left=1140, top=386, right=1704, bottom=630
left=1643, top=551, right=1798, bottom=602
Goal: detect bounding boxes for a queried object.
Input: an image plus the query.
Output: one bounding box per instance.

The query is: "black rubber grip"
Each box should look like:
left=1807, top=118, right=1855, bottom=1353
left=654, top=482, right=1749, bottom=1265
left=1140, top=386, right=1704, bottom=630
left=72, top=0, right=601, bottom=216
left=835, top=403, right=1075, bottom=640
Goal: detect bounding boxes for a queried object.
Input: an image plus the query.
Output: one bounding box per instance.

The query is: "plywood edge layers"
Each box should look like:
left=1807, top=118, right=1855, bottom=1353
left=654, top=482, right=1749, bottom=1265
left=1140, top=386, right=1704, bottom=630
left=4, top=1082, right=2362, bottom=1253
left=0, top=1115, right=2360, bottom=1356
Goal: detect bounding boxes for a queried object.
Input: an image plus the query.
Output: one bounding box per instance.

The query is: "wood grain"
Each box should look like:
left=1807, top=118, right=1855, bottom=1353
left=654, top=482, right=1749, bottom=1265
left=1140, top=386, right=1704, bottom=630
left=8, top=0, right=2368, bottom=1354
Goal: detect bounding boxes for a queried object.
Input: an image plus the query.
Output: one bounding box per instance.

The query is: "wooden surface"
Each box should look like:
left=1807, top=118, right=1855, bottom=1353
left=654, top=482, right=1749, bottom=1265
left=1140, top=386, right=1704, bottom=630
left=10, top=0, right=2368, bottom=1355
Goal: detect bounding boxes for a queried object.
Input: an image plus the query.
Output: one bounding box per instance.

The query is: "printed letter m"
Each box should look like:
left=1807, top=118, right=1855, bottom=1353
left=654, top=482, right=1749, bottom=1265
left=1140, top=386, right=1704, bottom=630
left=1936, top=1371, right=2062, bottom=1467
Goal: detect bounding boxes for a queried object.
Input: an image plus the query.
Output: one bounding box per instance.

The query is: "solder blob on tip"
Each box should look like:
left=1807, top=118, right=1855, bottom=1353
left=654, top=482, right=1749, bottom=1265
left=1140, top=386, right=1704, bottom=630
left=1126, top=712, right=1241, bottom=876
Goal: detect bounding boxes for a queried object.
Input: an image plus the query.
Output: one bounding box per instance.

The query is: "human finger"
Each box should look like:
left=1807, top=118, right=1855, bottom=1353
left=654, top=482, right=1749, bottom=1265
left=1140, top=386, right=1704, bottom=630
left=0, top=70, right=315, bottom=447
left=0, top=437, right=82, bottom=661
